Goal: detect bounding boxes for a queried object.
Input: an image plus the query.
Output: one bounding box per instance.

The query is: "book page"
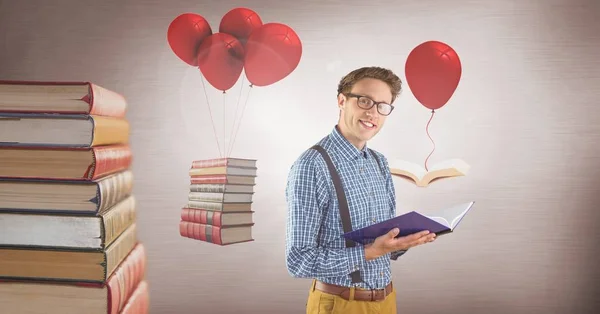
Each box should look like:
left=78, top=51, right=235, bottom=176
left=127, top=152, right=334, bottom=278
left=426, top=215, right=450, bottom=228
left=388, top=159, right=427, bottom=181
left=430, top=159, right=470, bottom=173
left=420, top=201, right=475, bottom=230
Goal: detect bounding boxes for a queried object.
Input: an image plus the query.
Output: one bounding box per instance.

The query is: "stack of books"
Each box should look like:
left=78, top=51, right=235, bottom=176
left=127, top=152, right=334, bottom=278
left=0, top=81, right=149, bottom=313
left=179, top=157, right=256, bottom=245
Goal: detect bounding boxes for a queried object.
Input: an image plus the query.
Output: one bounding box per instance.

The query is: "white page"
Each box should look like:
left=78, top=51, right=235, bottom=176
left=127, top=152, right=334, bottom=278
left=420, top=201, right=475, bottom=230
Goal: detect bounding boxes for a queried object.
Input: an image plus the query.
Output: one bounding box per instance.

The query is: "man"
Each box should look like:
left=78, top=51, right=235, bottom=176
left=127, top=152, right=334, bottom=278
left=285, top=66, right=436, bottom=314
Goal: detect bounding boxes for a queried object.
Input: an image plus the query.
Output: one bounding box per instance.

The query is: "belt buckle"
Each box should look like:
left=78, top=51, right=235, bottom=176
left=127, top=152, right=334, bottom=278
left=371, top=288, right=386, bottom=301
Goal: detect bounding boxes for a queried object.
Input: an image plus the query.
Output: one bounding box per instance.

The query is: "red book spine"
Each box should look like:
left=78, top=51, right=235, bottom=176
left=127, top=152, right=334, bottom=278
left=190, top=175, right=227, bottom=184
left=107, top=243, right=146, bottom=314
left=179, top=221, right=222, bottom=245
left=88, top=83, right=127, bottom=118
left=181, top=208, right=222, bottom=226
left=191, top=158, right=228, bottom=168
left=88, top=145, right=132, bottom=180
left=119, top=281, right=149, bottom=314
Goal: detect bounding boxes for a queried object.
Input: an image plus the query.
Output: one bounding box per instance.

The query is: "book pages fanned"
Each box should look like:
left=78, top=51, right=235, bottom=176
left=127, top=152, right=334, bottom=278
left=389, top=158, right=470, bottom=187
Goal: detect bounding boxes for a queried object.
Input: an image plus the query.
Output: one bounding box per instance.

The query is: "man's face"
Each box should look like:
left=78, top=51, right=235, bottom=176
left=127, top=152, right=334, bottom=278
left=337, top=78, right=394, bottom=148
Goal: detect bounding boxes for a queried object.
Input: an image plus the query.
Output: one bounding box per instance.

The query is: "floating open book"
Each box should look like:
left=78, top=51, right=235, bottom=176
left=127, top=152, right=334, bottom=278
left=343, top=201, right=475, bottom=245
left=389, top=158, right=470, bottom=187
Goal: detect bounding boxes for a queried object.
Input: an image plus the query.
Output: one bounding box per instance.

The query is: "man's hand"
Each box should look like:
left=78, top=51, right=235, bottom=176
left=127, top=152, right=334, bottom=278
left=364, top=228, right=436, bottom=260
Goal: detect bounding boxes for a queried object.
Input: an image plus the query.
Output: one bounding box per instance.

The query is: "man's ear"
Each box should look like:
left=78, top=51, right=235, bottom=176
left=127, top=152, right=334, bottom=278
left=337, top=93, right=345, bottom=110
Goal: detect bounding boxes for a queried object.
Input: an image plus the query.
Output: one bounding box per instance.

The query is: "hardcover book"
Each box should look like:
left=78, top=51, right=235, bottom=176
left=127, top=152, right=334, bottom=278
left=180, top=157, right=257, bottom=245
left=0, top=80, right=127, bottom=117
left=0, top=113, right=129, bottom=147
left=343, top=201, right=475, bottom=245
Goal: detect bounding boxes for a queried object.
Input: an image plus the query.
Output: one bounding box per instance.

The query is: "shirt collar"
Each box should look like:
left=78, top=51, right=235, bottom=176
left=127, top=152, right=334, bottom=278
left=330, top=125, right=371, bottom=161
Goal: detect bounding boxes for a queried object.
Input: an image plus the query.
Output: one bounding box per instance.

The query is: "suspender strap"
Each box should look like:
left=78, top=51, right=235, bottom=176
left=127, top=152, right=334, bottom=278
left=311, top=145, right=355, bottom=248
left=310, top=144, right=384, bottom=284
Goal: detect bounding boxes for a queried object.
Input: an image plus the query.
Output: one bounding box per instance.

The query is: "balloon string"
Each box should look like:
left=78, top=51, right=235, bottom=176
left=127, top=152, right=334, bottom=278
left=228, top=84, right=253, bottom=157
left=227, top=76, right=246, bottom=157
left=200, top=75, right=222, bottom=158
left=424, top=109, right=436, bottom=171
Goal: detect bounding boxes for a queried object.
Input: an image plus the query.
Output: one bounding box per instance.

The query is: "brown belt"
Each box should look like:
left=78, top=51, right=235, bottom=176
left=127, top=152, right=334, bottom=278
left=314, top=281, right=393, bottom=302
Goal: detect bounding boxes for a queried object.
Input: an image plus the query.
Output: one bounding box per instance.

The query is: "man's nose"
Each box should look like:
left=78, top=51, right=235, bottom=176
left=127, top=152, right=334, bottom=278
left=366, top=105, right=378, bottom=116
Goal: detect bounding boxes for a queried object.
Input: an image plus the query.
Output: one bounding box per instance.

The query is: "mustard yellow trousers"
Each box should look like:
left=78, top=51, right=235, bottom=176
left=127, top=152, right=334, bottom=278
left=305, top=280, right=397, bottom=314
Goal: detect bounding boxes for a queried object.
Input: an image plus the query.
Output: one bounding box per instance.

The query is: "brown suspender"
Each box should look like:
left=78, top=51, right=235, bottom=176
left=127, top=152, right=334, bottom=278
left=310, top=144, right=383, bottom=284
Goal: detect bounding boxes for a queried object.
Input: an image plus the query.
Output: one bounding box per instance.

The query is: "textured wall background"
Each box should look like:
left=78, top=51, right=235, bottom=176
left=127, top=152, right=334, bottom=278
left=1, top=0, right=598, bottom=313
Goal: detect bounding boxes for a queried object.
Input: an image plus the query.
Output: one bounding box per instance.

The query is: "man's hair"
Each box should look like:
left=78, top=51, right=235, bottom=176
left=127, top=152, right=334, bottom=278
left=337, top=66, right=402, bottom=103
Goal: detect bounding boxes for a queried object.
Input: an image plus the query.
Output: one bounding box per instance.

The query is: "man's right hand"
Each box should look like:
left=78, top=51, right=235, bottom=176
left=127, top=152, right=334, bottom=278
left=364, top=228, right=436, bottom=260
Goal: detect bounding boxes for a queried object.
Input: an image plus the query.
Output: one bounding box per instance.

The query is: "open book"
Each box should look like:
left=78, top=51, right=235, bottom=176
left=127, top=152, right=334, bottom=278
left=343, top=201, right=475, bottom=245
left=389, top=158, right=470, bottom=187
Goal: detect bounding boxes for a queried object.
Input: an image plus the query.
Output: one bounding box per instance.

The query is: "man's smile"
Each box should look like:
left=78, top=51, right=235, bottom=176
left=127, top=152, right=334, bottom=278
left=359, top=119, right=376, bottom=129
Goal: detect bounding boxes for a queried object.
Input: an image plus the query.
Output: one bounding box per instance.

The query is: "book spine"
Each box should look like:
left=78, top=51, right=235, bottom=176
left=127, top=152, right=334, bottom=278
left=190, top=175, right=227, bottom=184
left=107, top=243, right=146, bottom=314
left=97, top=170, right=134, bottom=214
left=119, top=280, right=149, bottom=314
left=90, top=115, right=130, bottom=147
left=186, top=200, right=223, bottom=211
left=191, top=158, right=227, bottom=168
left=188, top=167, right=226, bottom=176
left=88, top=145, right=132, bottom=180
left=179, top=221, right=222, bottom=245
left=189, top=183, right=226, bottom=193
left=88, top=83, right=128, bottom=118
left=181, top=208, right=222, bottom=226
left=105, top=224, right=138, bottom=282
left=102, top=196, right=136, bottom=247
left=188, top=192, right=224, bottom=203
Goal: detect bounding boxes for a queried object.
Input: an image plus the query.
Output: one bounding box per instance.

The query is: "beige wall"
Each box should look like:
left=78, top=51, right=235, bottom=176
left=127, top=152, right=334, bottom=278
left=1, top=0, right=599, bottom=313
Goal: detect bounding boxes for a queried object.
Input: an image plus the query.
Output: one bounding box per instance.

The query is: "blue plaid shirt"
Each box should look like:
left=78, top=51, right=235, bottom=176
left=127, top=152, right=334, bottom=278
left=285, top=126, right=406, bottom=290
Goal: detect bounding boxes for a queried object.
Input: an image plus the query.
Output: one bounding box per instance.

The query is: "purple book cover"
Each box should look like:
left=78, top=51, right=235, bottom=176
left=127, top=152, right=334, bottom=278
left=343, top=201, right=475, bottom=245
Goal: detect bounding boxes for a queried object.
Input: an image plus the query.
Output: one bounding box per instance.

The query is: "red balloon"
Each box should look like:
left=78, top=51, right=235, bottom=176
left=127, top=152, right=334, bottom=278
left=167, top=13, right=212, bottom=66
left=197, top=33, right=245, bottom=92
left=244, top=23, right=302, bottom=87
left=405, top=41, right=462, bottom=110
left=219, top=7, right=263, bottom=46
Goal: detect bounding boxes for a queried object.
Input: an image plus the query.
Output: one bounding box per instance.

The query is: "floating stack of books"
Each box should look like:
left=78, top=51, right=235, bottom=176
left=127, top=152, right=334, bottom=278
left=179, top=157, right=257, bottom=245
left=0, top=80, right=149, bottom=313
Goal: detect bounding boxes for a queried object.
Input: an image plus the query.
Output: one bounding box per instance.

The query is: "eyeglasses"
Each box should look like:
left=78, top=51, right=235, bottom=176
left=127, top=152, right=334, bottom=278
left=344, top=93, right=394, bottom=116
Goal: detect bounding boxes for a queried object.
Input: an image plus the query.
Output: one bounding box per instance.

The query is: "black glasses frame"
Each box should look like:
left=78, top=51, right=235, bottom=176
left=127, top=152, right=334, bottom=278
left=344, top=93, right=395, bottom=116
